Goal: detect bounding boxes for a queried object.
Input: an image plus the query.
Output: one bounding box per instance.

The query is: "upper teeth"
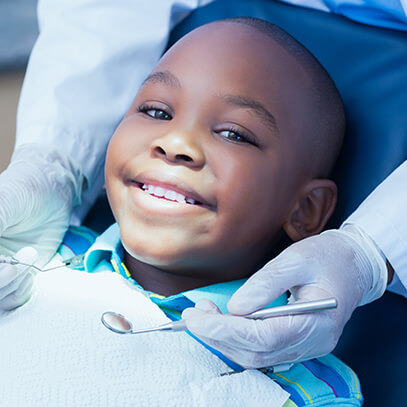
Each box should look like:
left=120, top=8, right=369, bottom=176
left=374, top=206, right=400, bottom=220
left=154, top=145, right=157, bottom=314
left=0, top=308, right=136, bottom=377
left=141, top=184, right=196, bottom=204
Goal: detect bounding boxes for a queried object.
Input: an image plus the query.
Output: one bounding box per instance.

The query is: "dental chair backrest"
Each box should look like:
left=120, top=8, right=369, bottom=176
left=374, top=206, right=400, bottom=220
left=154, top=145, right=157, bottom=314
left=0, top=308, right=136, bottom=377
left=168, top=0, right=407, bottom=229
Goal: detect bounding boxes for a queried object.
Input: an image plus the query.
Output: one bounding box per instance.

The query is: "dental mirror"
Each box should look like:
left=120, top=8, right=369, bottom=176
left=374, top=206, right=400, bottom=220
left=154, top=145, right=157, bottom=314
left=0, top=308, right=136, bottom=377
left=101, top=311, right=188, bottom=335
left=101, top=298, right=337, bottom=335
left=101, top=312, right=133, bottom=334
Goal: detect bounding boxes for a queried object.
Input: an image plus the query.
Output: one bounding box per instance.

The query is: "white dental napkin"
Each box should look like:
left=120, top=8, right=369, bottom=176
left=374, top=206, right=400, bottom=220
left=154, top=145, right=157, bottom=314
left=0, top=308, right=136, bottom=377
left=0, top=267, right=289, bottom=407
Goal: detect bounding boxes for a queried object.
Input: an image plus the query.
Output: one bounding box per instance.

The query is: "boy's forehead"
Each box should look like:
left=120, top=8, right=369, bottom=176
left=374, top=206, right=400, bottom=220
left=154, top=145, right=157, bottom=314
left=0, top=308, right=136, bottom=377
left=154, top=21, right=308, bottom=96
left=167, top=21, right=276, bottom=55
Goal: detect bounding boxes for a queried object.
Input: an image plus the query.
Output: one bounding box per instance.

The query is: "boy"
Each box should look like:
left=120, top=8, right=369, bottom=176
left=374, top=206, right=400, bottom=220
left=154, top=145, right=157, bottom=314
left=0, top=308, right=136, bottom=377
left=0, top=18, right=361, bottom=406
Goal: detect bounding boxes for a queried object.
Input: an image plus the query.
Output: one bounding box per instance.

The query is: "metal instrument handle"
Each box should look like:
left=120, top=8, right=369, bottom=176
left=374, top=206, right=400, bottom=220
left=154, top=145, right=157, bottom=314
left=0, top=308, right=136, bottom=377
left=245, top=298, right=337, bottom=320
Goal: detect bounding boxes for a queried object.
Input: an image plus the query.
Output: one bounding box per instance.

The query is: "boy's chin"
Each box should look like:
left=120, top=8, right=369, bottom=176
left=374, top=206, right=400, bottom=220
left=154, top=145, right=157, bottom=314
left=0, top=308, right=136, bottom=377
left=122, top=242, right=191, bottom=269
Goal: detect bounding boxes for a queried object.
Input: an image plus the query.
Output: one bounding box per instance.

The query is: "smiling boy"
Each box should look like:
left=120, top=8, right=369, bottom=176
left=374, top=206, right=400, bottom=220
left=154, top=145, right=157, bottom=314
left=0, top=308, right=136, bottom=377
left=106, top=18, right=343, bottom=296
left=0, top=18, right=362, bottom=407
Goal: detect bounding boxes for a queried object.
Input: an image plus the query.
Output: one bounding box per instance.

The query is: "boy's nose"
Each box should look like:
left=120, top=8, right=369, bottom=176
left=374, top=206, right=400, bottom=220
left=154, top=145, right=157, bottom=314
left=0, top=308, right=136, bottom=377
left=151, top=132, right=205, bottom=168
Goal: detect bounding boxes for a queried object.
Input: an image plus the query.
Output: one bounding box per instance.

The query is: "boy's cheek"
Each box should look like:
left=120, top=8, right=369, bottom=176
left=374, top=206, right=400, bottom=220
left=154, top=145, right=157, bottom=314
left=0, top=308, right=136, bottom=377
left=104, top=170, right=127, bottom=225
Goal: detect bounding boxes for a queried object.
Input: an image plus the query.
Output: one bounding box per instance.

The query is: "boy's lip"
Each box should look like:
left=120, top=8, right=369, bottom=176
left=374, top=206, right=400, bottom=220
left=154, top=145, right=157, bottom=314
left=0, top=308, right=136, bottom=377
left=126, top=172, right=217, bottom=210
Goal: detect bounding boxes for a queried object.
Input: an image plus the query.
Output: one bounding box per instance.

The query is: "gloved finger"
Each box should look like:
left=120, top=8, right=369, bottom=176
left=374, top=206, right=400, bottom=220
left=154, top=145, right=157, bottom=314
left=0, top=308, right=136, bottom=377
left=182, top=299, right=222, bottom=321
left=185, top=312, right=297, bottom=352
left=184, top=313, right=299, bottom=367
left=0, top=263, right=21, bottom=288
left=0, top=268, right=30, bottom=299
left=195, top=299, right=222, bottom=313
left=0, top=272, right=33, bottom=310
left=13, top=246, right=39, bottom=268
left=0, top=246, right=38, bottom=289
left=227, top=251, right=314, bottom=315
left=185, top=308, right=336, bottom=367
left=252, top=314, right=337, bottom=367
left=0, top=246, right=37, bottom=297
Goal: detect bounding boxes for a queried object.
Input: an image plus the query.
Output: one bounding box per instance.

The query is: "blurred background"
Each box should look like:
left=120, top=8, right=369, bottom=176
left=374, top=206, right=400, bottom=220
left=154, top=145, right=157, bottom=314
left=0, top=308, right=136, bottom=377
left=0, top=0, right=38, bottom=171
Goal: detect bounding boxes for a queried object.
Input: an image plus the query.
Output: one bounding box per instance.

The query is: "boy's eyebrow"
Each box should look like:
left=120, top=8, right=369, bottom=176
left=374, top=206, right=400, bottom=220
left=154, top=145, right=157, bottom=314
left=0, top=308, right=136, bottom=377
left=221, top=94, right=279, bottom=134
left=142, top=71, right=181, bottom=88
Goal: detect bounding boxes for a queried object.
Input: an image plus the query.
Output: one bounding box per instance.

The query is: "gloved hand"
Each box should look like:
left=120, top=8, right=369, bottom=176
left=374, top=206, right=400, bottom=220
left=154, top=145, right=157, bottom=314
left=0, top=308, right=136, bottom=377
left=182, top=224, right=388, bottom=368
left=0, top=247, right=38, bottom=313
left=0, top=144, right=83, bottom=266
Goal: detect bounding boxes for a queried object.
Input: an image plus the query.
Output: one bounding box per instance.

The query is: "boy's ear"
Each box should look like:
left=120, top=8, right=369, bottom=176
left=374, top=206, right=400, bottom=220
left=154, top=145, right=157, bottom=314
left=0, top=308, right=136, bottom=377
left=283, top=179, right=337, bottom=241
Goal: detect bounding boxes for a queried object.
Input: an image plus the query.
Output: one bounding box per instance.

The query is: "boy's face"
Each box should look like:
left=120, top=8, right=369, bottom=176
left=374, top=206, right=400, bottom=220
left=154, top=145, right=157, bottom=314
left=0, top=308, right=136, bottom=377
left=105, top=23, right=315, bottom=280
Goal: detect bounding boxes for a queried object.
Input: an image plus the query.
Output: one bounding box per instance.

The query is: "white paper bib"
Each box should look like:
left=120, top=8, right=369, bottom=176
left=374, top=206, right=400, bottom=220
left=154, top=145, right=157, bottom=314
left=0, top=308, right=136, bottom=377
left=0, top=268, right=289, bottom=407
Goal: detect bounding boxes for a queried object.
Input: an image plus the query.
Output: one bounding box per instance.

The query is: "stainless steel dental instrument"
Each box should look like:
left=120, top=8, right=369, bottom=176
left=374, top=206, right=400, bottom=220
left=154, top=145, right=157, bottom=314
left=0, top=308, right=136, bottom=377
left=0, top=253, right=86, bottom=272
left=101, top=297, right=337, bottom=335
left=220, top=363, right=294, bottom=376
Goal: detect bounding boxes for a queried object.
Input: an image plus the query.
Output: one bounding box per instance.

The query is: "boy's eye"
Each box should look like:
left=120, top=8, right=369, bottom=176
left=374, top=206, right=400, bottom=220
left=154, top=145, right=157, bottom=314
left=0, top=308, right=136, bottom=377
left=139, top=105, right=172, bottom=120
left=218, top=128, right=257, bottom=146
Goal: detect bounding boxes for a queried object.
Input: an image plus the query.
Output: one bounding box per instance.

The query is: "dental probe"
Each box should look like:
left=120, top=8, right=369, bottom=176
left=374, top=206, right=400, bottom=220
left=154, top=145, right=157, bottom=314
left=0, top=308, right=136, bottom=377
left=101, top=297, right=338, bottom=335
left=0, top=253, right=86, bottom=272
left=0, top=255, right=43, bottom=272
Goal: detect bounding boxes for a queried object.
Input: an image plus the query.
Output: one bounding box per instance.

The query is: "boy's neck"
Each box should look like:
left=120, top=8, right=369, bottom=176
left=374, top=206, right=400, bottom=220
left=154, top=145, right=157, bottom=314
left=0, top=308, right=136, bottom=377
left=124, top=252, right=221, bottom=296
left=123, top=251, right=252, bottom=297
left=122, top=231, right=290, bottom=296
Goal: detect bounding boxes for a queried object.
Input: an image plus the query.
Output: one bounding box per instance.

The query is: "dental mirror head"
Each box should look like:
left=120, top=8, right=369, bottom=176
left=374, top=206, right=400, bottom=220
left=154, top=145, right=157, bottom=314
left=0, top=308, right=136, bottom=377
left=101, top=312, right=133, bottom=334
left=101, top=311, right=187, bottom=335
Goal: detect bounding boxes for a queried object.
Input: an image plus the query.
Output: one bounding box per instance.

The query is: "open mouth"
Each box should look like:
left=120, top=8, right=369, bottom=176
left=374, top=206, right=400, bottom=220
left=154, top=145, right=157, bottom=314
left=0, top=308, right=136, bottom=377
left=133, top=182, right=204, bottom=206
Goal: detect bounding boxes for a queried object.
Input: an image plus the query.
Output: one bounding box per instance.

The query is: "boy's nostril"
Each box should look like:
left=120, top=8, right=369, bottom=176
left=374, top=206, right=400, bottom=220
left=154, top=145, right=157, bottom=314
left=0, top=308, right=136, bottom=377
left=154, top=147, right=193, bottom=162
left=155, top=146, right=166, bottom=155
left=175, top=154, right=193, bottom=162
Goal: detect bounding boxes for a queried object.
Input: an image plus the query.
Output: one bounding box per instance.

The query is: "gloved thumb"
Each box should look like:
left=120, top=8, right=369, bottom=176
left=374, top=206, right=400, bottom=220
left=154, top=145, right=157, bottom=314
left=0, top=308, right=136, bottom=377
left=227, top=250, right=310, bottom=315
left=0, top=247, right=38, bottom=312
left=13, top=247, right=39, bottom=271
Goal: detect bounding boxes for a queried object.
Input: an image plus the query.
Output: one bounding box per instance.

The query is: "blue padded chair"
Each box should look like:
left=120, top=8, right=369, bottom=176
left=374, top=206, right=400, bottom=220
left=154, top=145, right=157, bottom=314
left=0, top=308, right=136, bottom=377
left=165, top=1, right=407, bottom=406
